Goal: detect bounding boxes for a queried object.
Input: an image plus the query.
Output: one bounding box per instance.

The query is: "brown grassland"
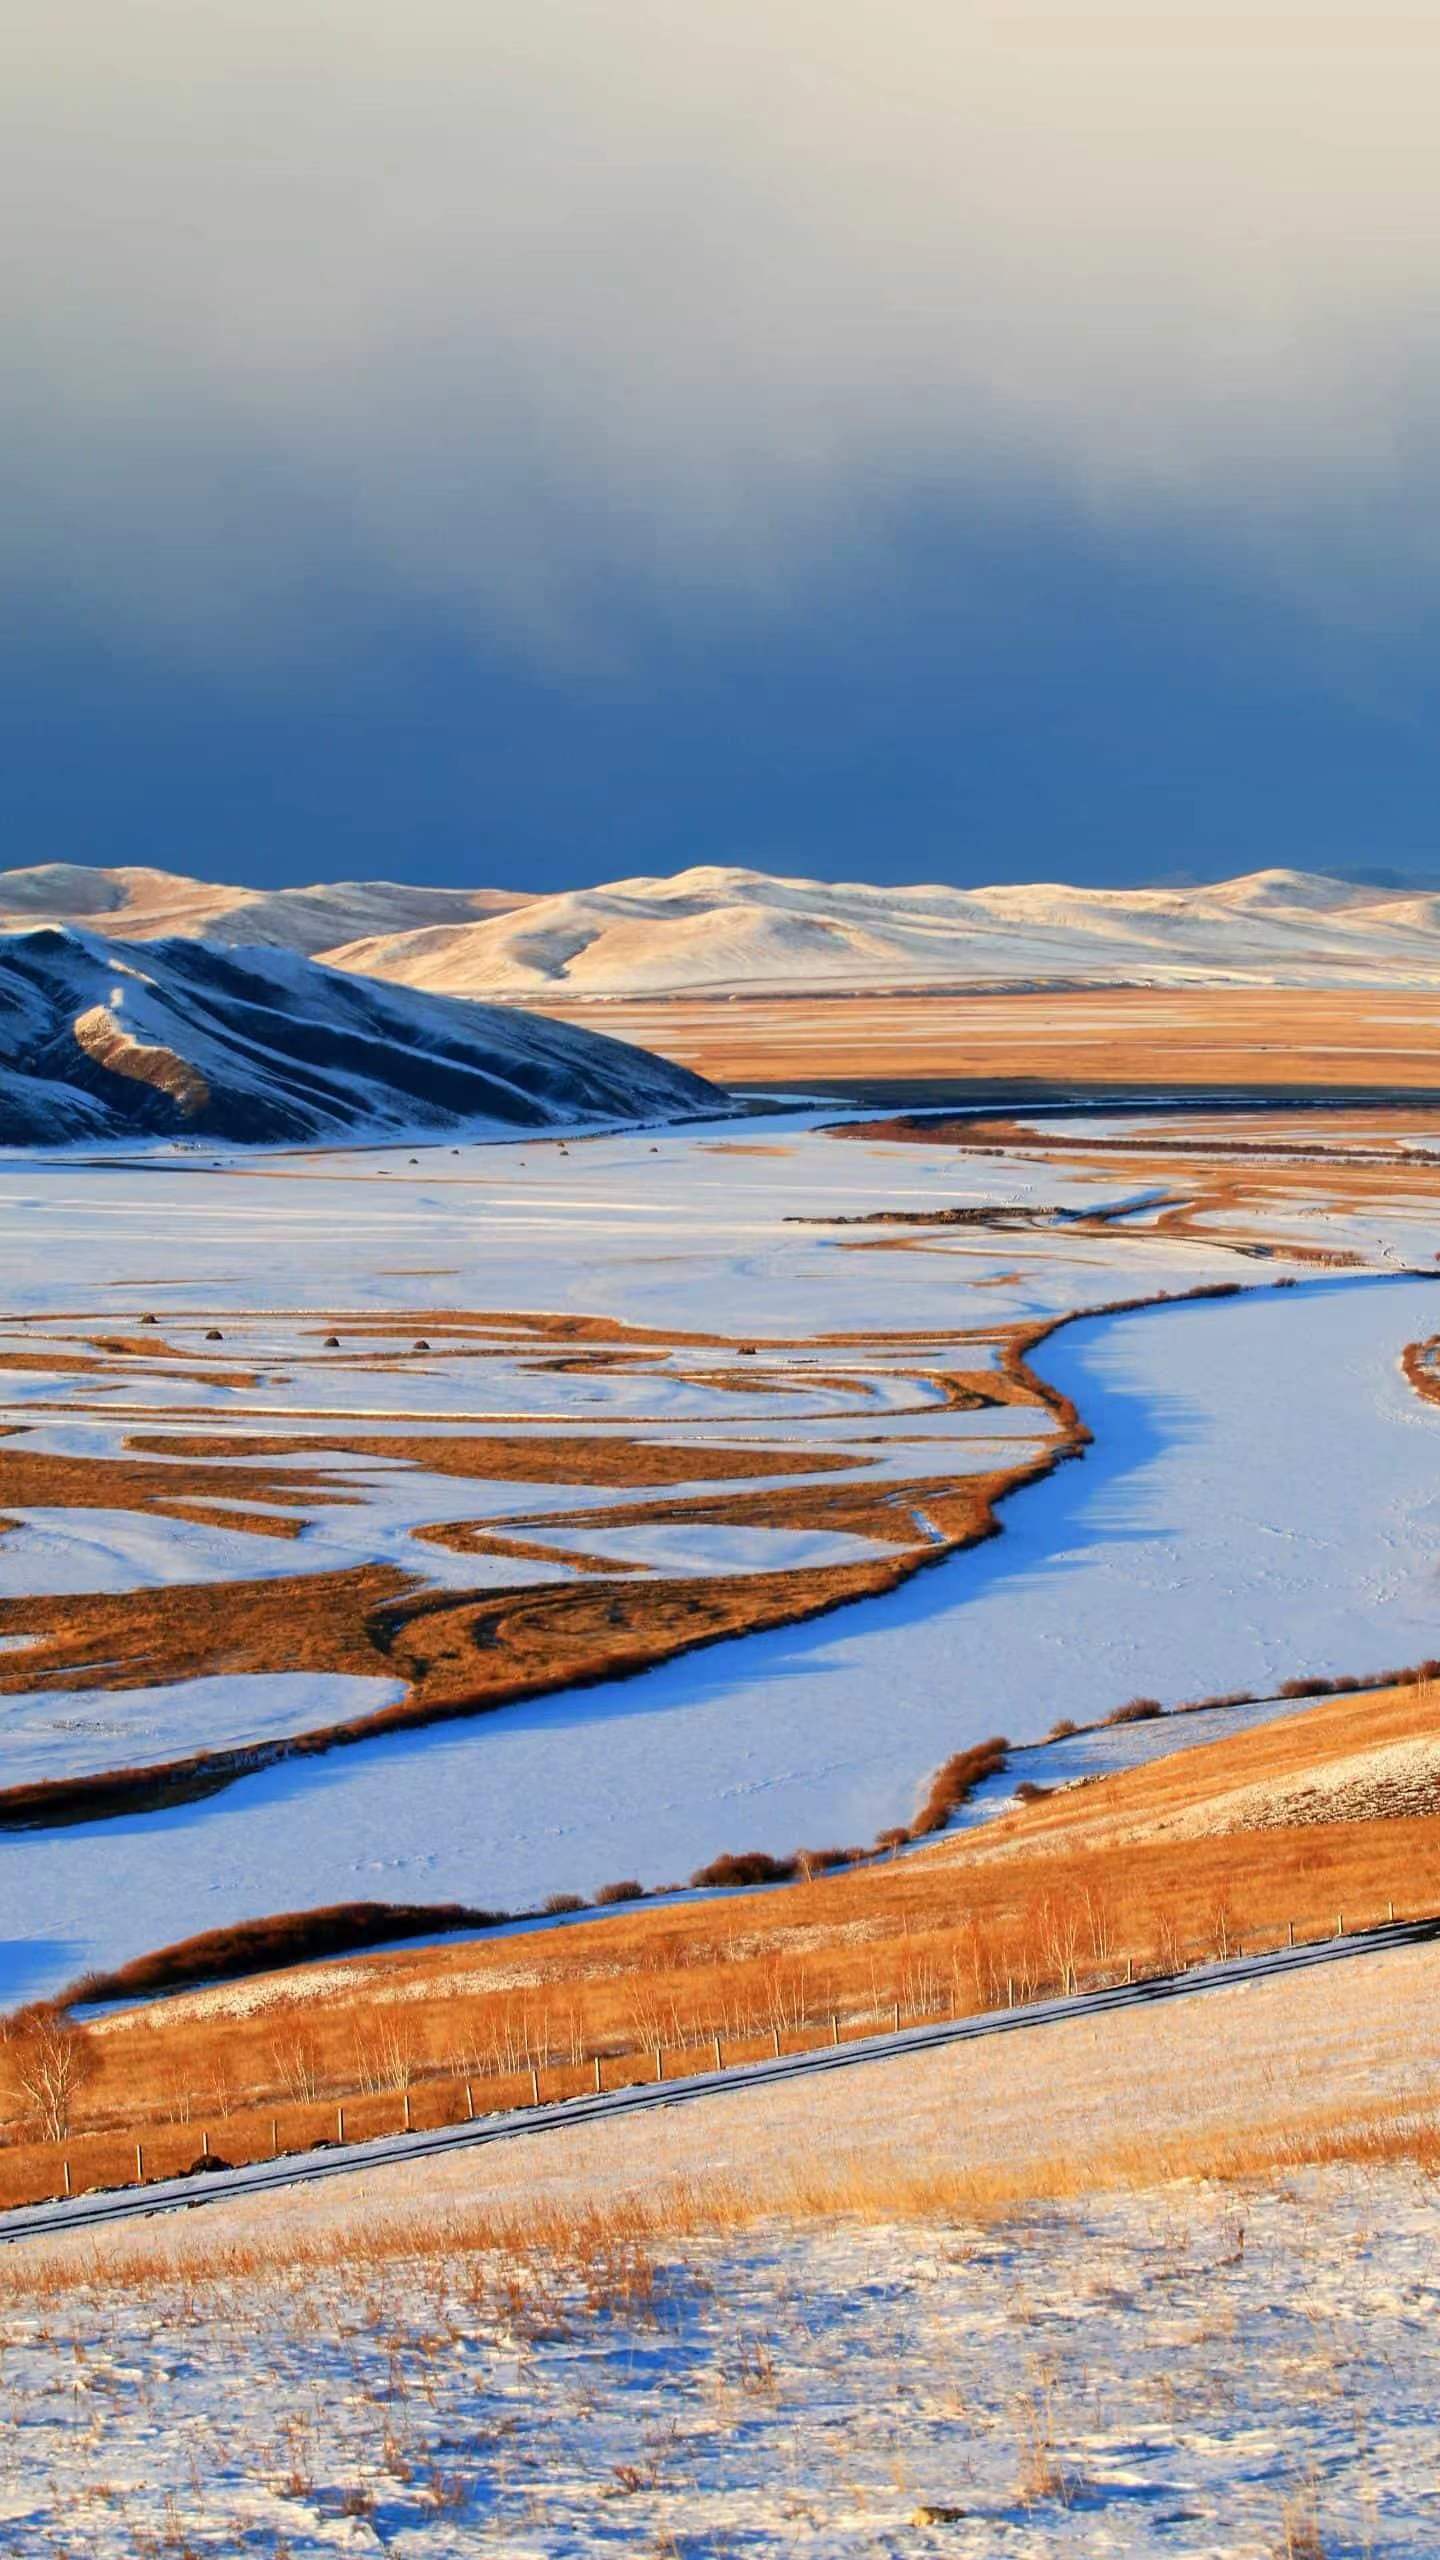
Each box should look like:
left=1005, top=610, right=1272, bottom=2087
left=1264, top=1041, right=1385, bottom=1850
left=536, top=984, right=1440, bottom=1091
left=4, top=1675, right=1440, bottom=2214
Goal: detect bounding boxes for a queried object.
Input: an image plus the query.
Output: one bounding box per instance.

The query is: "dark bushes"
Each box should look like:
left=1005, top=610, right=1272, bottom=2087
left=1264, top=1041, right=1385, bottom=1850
left=595, top=1879, right=644, bottom=1906
left=1278, top=1657, right=1440, bottom=1703
left=65, top=1900, right=508, bottom=2007
left=1103, top=1697, right=1164, bottom=1726
left=910, top=1737, right=1009, bottom=1836
left=689, top=1850, right=798, bottom=1889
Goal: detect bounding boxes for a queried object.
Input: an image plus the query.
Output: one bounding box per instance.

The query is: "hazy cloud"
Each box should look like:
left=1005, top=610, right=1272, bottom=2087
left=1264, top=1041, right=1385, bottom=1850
left=4, top=0, right=1439, bottom=652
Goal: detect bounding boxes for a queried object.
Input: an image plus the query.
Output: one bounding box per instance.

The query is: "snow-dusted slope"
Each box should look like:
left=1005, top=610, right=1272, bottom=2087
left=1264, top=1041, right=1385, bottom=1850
left=323, top=864, right=1440, bottom=999
left=0, top=930, right=719, bottom=1145
left=0, top=865, right=526, bottom=956
left=13, top=861, right=1440, bottom=999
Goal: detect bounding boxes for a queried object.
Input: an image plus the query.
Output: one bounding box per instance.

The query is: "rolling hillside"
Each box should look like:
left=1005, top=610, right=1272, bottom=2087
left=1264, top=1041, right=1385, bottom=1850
left=0, top=865, right=526, bottom=956
left=0, top=930, right=718, bottom=1145
left=323, top=864, right=1440, bottom=999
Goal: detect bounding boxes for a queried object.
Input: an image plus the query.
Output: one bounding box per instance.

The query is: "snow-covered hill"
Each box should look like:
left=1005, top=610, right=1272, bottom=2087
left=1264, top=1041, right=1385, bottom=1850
left=10, top=861, right=1440, bottom=1002
left=0, top=865, right=526, bottom=956
left=0, top=930, right=718, bottom=1145
left=322, top=864, right=1440, bottom=999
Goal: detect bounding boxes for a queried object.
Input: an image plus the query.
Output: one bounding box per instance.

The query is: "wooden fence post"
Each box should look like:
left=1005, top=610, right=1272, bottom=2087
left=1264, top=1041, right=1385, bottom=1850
left=134, top=2141, right=144, bottom=2184
left=271, top=2117, right=279, bottom=2158
left=830, top=2013, right=839, bottom=2046
left=62, top=2158, right=72, bottom=2199
left=465, top=2078, right=475, bottom=2119
left=712, top=2033, right=722, bottom=2071
left=403, top=2088, right=412, bottom=2131
left=1287, top=1919, right=1295, bottom=1947
left=771, top=2025, right=780, bottom=2058
left=654, top=2047, right=663, bottom=2083
left=593, top=2056, right=602, bottom=2094
left=529, top=2065, right=541, bottom=2105
left=336, top=2104, right=345, bottom=2145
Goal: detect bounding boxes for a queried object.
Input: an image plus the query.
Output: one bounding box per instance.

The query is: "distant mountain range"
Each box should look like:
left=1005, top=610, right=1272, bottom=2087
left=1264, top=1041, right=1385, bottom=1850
left=0, top=930, right=717, bottom=1146
left=0, top=864, right=525, bottom=955
left=327, top=865, right=1440, bottom=999
left=5, top=861, right=1440, bottom=1001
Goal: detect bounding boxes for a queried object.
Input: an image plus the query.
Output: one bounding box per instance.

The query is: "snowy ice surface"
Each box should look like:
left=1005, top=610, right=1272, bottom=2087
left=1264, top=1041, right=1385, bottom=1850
left=0, top=1672, right=405, bottom=1789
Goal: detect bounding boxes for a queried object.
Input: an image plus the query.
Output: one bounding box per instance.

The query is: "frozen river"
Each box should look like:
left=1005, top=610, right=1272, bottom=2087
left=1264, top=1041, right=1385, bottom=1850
left=5, top=1269, right=1440, bottom=2003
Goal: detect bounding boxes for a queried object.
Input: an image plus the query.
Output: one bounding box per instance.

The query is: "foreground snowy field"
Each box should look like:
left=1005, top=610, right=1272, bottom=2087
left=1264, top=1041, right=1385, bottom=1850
left=9, top=1937, right=1440, bottom=2554
left=1, top=1107, right=1439, bottom=2000
left=4, top=2172, right=1433, bottom=2556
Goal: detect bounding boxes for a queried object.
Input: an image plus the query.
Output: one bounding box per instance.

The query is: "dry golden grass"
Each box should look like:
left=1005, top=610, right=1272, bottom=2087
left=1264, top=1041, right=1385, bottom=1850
left=536, top=985, right=1440, bottom=1091
left=3, top=1678, right=1438, bottom=2216
left=115, top=1428, right=852, bottom=1486
left=9, top=2083, right=1440, bottom=2302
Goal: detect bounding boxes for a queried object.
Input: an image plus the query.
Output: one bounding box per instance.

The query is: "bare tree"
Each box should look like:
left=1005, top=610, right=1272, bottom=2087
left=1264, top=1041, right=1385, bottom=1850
left=1038, top=1897, right=1082, bottom=1996
left=351, top=2017, right=417, bottom=2095
left=4, top=2009, right=96, bottom=2143
left=270, top=2029, right=322, bottom=2103
left=1082, top=1886, right=1115, bottom=1965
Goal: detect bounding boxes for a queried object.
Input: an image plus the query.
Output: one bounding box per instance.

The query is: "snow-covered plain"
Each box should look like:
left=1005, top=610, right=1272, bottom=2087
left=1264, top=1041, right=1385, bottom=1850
left=0, top=1112, right=1438, bottom=2000
left=0, top=1673, right=405, bottom=1789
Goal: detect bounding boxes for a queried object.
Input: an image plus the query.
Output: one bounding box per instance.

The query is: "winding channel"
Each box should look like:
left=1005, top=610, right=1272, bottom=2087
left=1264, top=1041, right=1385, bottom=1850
left=3, top=1272, right=1440, bottom=2004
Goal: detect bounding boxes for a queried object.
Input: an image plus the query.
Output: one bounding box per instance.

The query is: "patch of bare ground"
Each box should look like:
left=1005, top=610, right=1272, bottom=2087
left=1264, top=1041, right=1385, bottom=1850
left=1402, top=1331, right=1440, bottom=1408
left=112, top=1428, right=855, bottom=1485
left=72, top=1004, right=210, bottom=1116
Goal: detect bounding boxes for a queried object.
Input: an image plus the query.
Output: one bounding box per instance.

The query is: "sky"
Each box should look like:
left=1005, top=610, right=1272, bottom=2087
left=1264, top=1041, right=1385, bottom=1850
left=5, top=0, right=1440, bottom=893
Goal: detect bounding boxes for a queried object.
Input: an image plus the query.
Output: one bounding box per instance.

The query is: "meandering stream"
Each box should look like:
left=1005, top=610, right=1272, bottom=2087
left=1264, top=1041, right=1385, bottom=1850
left=4, top=1272, right=1440, bottom=2002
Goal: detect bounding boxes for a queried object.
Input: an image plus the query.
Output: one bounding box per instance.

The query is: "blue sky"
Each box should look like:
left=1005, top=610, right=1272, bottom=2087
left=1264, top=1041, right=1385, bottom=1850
left=5, top=2, right=1438, bottom=893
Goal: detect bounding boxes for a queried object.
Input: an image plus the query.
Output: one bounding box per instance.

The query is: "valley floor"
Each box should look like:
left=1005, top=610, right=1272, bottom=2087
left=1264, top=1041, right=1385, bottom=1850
left=5, top=1100, right=1440, bottom=2003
